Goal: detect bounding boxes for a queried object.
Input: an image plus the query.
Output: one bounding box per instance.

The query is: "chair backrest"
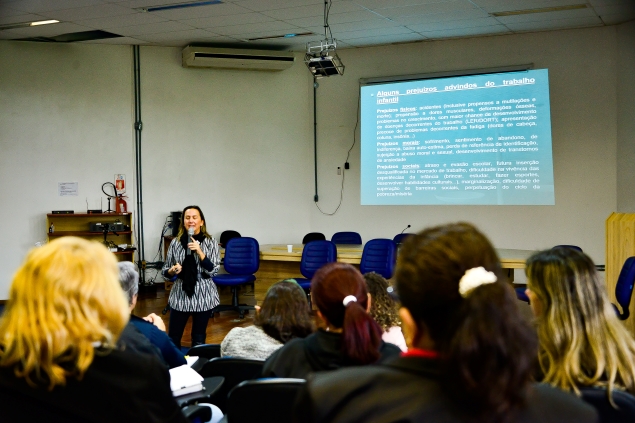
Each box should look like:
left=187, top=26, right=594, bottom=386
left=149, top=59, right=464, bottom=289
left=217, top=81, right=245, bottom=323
left=359, top=238, right=397, bottom=279
left=615, top=256, right=635, bottom=315
left=302, top=232, right=326, bottom=244
left=226, top=378, right=306, bottom=423
left=219, top=230, right=241, bottom=248
left=393, top=233, right=413, bottom=244
left=300, top=240, right=337, bottom=280
left=224, top=237, right=259, bottom=275
left=198, top=357, right=265, bottom=412
left=187, top=343, right=221, bottom=359
left=331, top=231, right=362, bottom=245
left=553, top=244, right=583, bottom=252
left=580, top=386, right=635, bottom=423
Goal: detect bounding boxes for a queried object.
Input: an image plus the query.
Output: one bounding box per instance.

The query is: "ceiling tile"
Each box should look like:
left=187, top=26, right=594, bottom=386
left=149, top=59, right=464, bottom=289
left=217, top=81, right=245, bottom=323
left=212, top=20, right=298, bottom=36
left=390, top=9, right=490, bottom=25
left=376, top=1, right=479, bottom=19
left=304, top=18, right=402, bottom=35
left=108, top=20, right=193, bottom=35
left=472, top=0, right=584, bottom=12
left=505, top=15, right=605, bottom=31
left=149, top=2, right=253, bottom=19
left=335, top=25, right=415, bottom=40
left=76, top=11, right=167, bottom=29
left=134, top=27, right=217, bottom=41
left=46, top=3, right=135, bottom=21
left=599, top=12, right=635, bottom=23
left=233, top=0, right=320, bottom=13
left=494, top=6, right=597, bottom=24
left=2, top=21, right=93, bottom=37
left=352, top=0, right=459, bottom=9
left=283, top=10, right=381, bottom=27
left=182, top=12, right=274, bottom=29
left=420, top=24, right=510, bottom=39
left=594, top=3, right=635, bottom=16
left=260, top=1, right=364, bottom=20
left=4, top=0, right=103, bottom=14
left=339, top=33, right=427, bottom=47
left=81, top=35, right=152, bottom=44
left=589, top=0, right=632, bottom=5
left=0, top=5, right=35, bottom=18
left=406, top=16, right=501, bottom=32
left=0, top=13, right=44, bottom=24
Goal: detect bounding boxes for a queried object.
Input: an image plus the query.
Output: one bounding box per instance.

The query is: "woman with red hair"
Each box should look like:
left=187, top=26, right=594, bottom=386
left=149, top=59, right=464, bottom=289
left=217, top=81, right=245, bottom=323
left=262, top=262, right=400, bottom=378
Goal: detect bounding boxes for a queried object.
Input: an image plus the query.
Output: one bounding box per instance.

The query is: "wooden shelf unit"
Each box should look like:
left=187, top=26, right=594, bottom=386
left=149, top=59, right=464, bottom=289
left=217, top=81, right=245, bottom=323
left=46, top=213, right=134, bottom=262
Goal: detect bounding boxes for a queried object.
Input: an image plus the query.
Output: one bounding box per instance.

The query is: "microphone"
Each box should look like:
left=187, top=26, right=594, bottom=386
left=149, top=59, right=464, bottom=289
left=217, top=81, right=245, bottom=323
left=187, top=227, right=194, bottom=255
left=401, top=224, right=411, bottom=234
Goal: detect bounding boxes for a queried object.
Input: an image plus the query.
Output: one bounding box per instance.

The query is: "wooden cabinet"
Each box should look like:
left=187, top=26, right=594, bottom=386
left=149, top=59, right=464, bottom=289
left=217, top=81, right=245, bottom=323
left=46, top=213, right=134, bottom=262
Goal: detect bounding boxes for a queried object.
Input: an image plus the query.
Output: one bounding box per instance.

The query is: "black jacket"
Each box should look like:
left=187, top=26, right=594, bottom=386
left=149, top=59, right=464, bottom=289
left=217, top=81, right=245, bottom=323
left=0, top=348, right=187, bottom=423
left=294, top=354, right=598, bottom=423
left=262, top=329, right=401, bottom=379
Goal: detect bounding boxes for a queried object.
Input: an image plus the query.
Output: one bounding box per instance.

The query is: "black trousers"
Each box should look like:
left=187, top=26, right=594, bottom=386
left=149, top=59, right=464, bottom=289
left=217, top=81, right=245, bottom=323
left=168, top=308, right=212, bottom=350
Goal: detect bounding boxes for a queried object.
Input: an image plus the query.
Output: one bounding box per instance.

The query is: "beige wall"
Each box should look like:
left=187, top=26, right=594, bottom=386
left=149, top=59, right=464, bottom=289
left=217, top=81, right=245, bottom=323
left=616, top=21, right=635, bottom=213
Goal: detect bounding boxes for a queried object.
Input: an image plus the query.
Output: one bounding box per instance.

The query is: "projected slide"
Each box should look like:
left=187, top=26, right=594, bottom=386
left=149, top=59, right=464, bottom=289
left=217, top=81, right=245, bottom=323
left=360, top=69, right=554, bottom=205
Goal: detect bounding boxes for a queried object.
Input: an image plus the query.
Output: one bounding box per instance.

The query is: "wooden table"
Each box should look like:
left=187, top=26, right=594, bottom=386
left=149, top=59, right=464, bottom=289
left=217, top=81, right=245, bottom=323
left=251, top=244, right=535, bottom=305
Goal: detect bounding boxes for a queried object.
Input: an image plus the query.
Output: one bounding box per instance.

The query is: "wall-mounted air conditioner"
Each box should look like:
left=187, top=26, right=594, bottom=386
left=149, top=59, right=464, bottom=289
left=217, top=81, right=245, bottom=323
left=182, top=46, right=295, bottom=71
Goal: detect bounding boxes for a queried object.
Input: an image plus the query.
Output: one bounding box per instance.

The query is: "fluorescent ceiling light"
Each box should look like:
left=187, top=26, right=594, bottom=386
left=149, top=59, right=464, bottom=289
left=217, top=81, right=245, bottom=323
left=492, top=4, right=587, bottom=17
left=30, top=20, right=60, bottom=26
left=247, top=32, right=314, bottom=41
left=138, top=0, right=222, bottom=12
left=0, top=19, right=59, bottom=30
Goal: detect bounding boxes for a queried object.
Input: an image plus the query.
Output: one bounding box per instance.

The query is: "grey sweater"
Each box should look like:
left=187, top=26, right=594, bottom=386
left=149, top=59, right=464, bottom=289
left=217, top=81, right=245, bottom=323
left=220, top=325, right=283, bottom=360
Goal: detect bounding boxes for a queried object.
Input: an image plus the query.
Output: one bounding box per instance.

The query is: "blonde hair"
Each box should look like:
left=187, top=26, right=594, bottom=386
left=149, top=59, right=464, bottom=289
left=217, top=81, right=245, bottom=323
left=0, top=237, right=129, bottom=389
left=527, top=247, right=635, bottom=398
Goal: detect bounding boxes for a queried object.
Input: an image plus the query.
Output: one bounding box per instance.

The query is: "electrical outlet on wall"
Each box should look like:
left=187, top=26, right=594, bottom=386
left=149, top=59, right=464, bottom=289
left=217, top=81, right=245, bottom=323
left=337, top=167, right=341, bottom=175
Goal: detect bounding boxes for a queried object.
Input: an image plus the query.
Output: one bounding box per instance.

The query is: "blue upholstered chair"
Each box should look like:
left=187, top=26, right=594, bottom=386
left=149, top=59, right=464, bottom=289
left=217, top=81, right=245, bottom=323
left=211, top=237, right=259, bottom=319
left=359, top=238, right=397, bottom=279
left=393, top=233, right=413, bottom=244
left=613, top=256, right=635, bottom=320
left=295, top=240, right=337, bottom=308
left=579, top=386, right=635, bottom=423
left=331, top=231, right=362, bottom=245
left=227, top=378, right=306, bottom=423
left=302, top=232, right=326, bottom=244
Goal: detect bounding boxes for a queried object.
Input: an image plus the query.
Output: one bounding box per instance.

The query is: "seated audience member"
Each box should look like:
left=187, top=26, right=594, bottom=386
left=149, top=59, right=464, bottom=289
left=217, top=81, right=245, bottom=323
left=525, top=248, right=635, bottom=400
left=0, top=237, right=188, bottom=423
left=221, top=280, right=313, bottom=360
left=263, top=263, right=400, bottom=378
left=119, top=261, right=187, bottom=368
left=293, top=223, right=598, bottom=423
left=363, top=272, right=407, bottom=352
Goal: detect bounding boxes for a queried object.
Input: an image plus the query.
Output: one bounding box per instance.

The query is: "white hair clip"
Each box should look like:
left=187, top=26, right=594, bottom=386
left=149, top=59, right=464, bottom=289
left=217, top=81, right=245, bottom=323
left=458, top=267, right=497, bottom=297
left=343, top=295, right=357, bottom=306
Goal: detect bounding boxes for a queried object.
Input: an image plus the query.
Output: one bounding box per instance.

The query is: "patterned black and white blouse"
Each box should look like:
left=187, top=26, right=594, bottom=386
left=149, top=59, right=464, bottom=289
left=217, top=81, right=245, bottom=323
left=162, top=236, right=220, bottom=312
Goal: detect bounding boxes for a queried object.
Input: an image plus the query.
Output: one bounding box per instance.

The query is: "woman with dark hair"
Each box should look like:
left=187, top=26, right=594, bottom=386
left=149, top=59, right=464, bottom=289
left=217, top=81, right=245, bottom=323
left=262, top=263, right=400, bottom=378
left=162, top=205, right=220, bottom=348
left=364, top=272, right=407, bottom=352
left=221, top=280, right=314, bottom=360
left=526, top=248, right=635, bottom=399
left=293, top=223, right=597, bottom=423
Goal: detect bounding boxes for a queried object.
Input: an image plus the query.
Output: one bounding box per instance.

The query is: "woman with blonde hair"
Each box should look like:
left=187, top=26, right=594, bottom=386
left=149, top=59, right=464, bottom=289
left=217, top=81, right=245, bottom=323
left=0, top=237, right=187, bottom=423
left=526, top=247, right=635, bottom=398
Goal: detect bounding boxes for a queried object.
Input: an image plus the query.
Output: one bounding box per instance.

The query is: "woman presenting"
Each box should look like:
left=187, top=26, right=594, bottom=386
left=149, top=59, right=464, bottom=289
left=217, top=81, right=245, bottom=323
left=163, top=205, right=220, bottom=349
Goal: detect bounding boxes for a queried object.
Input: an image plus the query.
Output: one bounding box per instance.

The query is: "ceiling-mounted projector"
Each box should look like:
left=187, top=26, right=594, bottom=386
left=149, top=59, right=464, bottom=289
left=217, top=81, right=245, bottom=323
left=304, top=38, right=344, bottom=78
